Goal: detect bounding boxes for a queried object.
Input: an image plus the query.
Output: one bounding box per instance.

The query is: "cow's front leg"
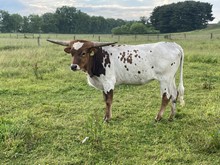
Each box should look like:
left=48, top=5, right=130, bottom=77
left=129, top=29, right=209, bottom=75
left=103, top=90, right=113, bottom=122
left=155, top=93, right=170, bottom=121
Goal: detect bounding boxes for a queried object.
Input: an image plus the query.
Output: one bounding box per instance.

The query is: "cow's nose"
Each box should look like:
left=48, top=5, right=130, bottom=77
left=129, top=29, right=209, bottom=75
left=70, top=64, right=78, bottom=71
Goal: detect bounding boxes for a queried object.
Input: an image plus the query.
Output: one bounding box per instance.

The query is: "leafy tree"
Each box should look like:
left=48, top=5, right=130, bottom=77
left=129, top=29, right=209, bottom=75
left=111, top=26, right=122, bottom=34
left=140, top=16, right=150, bottom=25
left=0, top=10, right=10, bottom=32
left=1, top=11, right=24, bottom=33
left=55, top=6, right=78, bottom=33
left=150, top=1, right=214, bottom=33
left=28, top=15, right=43, bottom=33
left=41, top=13, right=58, bottom=33
left=21, top=16, right=30, bottom=33
left=96, top=16, right=108, bottom=33
left=106, top=18, right=119, bottom=32
left=74, top=11, right=90, bottom=33
left=9, top=14, right=23, bottom=32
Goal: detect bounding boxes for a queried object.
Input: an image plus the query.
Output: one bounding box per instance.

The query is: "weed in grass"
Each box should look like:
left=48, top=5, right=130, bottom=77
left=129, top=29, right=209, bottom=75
left=210, top=129, right=220, bottom=150
left=84, top=109, right=104, bottom=149
left=206, top=129, right=220, bottom=153
left=0, top=117, right=12, bottom=142
left=201, top=71, right=216, bottom=90
left=203, top=80, right=215, bottom=90
left=211, top=130, right=220, bottom=148
left=33, top=62, right=43, bottom=80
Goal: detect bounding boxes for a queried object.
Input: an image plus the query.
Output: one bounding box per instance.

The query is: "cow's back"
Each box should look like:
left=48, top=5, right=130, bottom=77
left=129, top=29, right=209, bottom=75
left=104, top=42, right=182, bottom=85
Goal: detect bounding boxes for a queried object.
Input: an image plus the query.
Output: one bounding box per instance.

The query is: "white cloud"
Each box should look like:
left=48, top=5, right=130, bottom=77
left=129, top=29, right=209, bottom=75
left=77, top=5, right=153, bottom=20
left=19, top=0, right=77, bottom=15
left=3, top=0, right=220, bottom=23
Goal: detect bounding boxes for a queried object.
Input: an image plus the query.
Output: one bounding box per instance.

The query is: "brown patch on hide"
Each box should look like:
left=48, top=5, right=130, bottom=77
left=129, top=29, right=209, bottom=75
left=118, top=50, right=133, bottom=64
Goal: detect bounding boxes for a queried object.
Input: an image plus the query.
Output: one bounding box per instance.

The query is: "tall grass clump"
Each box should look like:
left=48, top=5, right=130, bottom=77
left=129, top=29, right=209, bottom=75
left=83, top=109, right=105, bottom=149
left=201, top=70, right=216, bottom=90
left=208, top=129, right=220, bottom=153
left=32, top=62, right=43, bottom=80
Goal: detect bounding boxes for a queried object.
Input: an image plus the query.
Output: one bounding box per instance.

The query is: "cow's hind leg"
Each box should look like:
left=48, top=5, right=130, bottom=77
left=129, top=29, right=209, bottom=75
left=168, top=79, right=178, bottom=121
left=155, top=93, right=170, bottom=121
left=169, top=96, right=177, bottom=121
left=155, top=81, right=171, bottom=121
left=103, top=90, right=113, bottom=122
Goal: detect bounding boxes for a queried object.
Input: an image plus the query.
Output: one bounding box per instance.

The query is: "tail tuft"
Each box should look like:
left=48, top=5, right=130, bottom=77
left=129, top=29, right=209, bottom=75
left=180, top=96, right=185, bottom=107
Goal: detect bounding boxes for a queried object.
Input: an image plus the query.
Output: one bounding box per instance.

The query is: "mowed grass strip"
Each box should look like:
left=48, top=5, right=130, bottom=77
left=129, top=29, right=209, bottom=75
left=0, top=34, right=219, bottom=164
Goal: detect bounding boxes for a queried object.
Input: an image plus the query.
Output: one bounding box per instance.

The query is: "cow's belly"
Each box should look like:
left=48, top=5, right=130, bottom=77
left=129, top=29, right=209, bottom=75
left=115, top=67, right=155, bottom=85
left=116, top=76, right=153, bottom=85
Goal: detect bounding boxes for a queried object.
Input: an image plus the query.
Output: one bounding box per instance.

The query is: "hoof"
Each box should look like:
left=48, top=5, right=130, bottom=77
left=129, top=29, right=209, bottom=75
left=103, top=116, right=110, bottom=123
left=168, top=115, right=175, bottom=121
left=168, top=117, right=174, bottom=122
left=155, top=116, right=162, bottom=122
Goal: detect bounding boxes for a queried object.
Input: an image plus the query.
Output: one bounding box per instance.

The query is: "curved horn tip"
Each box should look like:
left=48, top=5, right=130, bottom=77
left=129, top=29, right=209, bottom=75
left=93, top=42, right=117, bottom=47
left=47, top=39, right=70, bottom=46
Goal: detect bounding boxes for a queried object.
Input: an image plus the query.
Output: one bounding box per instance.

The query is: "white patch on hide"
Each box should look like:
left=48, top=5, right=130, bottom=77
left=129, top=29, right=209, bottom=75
left=72, top=42, right=84, bottom=50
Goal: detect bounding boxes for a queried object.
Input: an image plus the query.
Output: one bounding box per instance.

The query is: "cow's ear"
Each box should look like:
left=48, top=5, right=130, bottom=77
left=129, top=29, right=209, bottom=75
left=89, top=48, right=97, bottom=56
left=90, top=50, right=95, bottom=56
left=64, top=47, right=71, bottom=53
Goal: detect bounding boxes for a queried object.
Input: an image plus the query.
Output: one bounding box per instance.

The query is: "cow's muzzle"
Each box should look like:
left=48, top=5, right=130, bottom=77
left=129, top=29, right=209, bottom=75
left=70, top=64, right=80, bottom=71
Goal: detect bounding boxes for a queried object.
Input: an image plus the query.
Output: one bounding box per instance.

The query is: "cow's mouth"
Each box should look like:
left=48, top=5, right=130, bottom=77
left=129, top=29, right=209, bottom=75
left=70, top=64, right=80, bottom=71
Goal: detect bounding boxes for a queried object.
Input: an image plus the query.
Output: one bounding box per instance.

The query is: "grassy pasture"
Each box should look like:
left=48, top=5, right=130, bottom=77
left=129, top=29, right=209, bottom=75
left=0, top=31, right=220, bottom=164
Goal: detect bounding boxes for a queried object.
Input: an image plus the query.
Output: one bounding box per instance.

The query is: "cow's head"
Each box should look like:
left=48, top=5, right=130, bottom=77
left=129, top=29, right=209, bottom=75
left=47, top=39, right=116, bottom=75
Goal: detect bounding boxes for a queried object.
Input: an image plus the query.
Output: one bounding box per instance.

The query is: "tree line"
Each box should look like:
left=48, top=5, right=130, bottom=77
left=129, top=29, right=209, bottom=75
left=0, top=1, right=215, bottom=34
left=0, top=6, right=127, bottom=34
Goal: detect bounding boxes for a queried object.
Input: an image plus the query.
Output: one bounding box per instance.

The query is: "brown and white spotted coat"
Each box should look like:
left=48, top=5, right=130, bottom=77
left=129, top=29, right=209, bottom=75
left=47, top=39, right=185, bottom=122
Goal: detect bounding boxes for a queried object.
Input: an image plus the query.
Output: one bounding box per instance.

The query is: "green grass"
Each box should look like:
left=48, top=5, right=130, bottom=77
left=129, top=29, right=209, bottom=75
left=0, top=32, right=220, bottom=164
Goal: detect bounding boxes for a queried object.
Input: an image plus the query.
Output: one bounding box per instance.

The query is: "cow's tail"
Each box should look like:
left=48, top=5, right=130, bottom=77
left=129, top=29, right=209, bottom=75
left=177, top=46, right=185, bottom=106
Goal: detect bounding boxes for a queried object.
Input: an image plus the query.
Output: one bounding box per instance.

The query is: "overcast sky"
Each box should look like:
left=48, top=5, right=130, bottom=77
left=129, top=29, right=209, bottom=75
left=0, top=0, right=219, bottom=23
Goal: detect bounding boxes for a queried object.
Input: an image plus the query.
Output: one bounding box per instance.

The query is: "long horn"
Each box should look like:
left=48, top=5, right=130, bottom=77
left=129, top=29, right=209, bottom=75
left=93, top=42, right=117, bottom=47
left=47, top=39, right=70, bottom=46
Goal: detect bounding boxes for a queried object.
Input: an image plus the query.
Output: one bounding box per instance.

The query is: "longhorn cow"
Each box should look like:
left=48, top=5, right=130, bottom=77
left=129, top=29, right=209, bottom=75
left=47, top=39, right=185, bottom=122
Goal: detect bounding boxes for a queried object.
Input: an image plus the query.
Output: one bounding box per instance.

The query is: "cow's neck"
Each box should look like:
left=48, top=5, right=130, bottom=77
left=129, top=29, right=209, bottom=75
left=88, top=47, right=110, bottom=77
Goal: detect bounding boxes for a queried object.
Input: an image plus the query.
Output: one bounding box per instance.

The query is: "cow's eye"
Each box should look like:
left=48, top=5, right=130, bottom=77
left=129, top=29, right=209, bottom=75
left=81, top=52, right=86, bottom=56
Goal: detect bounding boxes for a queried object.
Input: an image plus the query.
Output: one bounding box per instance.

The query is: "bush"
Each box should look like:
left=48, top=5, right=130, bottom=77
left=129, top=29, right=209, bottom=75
left=130, top=22, right=147, bottom=34
left=112, top=22, right=157, bottom=35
